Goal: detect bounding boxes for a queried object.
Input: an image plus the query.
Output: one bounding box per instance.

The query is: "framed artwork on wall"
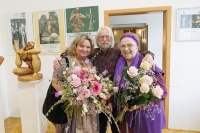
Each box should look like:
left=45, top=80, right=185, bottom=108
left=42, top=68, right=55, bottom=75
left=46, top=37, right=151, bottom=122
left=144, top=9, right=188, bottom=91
left=65, top=6, right=99, bottom=47
left=176, top=7, right=200, bottom=41
left=33, top=9, right=65, bottom=54
left=5, top=12, right=34, bottom=55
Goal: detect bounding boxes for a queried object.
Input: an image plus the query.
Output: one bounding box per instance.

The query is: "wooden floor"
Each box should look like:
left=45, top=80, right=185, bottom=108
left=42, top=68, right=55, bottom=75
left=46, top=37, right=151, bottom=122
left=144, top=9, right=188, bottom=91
left=4, top=117, right=200, bottom=133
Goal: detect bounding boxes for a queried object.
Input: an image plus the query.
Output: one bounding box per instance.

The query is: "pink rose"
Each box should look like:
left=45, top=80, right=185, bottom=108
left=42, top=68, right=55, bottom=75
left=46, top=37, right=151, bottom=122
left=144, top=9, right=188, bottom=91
left=71, top=77, right=81, bottom=87
left=89, top=74, right=94, bottom=80
left=77, top=93, right=84, bottom=100
left=82, top=67, right=88, bottom=72
left=139, top=75, right=153, bottom=85
left=76, top=87, right=82, bottom=93
left=82, top=89, right=91, bottom=98
left=82, top=78, right=89, bottom=84
left=80, top=72, right=86, bottom=79
left=113, top=87, right=119, bottom=92
left=127, top=66, right=138, bottom=78
left=72, top=66, right=82, bottom=74
left=90, top=81, right=101, bottom=96
left=140, top=60, right=151, bottom=70
left=90, top=67, right=96, bottom=73
left=152, top=85, right=163, bottom=99
left=140, top=83, right=150, bottom=93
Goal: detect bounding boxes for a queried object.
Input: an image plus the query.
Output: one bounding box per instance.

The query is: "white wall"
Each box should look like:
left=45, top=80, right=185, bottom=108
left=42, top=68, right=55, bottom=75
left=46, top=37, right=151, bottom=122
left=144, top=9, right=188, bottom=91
left=110, top=13, right=163, bottom=68
left=0, top=0, right=200, bottom=132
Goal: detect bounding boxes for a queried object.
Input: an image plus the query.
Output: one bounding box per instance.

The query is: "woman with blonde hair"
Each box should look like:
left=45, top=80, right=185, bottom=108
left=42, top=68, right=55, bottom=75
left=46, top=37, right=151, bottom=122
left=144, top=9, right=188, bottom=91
left=43, top=34, right=98, bottom=133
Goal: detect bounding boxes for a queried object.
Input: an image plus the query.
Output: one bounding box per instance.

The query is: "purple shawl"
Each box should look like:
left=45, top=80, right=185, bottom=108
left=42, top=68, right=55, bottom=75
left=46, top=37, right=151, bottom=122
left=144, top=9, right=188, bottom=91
left=113, top=52, right=167, bottom=132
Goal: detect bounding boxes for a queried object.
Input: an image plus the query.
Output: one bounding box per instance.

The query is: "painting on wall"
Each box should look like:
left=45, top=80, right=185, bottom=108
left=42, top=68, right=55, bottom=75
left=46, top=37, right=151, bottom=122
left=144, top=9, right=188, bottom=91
left=65, top=6, right=99, bottom=47
left=5, top=12, right=34, bottom=55
left=176, top=7, right=200, bottom=41
left=33, top=9, right=65, bottom=54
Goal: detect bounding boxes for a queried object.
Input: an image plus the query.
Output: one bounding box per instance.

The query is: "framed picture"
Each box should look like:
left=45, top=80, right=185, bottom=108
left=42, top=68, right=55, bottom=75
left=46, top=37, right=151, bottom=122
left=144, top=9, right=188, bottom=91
left=33, top=9, right=65, bottom=54
left=65, top=6, right=99, bottom=47
left=176, top=7, right=200, bottom=41
left=5, top=12, right=34, bottom=55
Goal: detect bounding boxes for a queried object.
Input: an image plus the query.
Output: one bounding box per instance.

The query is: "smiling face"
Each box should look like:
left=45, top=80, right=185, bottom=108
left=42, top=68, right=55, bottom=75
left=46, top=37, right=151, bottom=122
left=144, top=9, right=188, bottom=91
left=97, top=28, right=112, bottom=50
left=120, top=37, right=138, bottom=63
left=76, top=39, right=91, bottom=59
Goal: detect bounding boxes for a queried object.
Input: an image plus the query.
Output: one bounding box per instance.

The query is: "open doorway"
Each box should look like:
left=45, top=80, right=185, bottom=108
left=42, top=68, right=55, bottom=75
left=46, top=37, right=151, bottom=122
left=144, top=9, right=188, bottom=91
left=104, top=6, right=171, bottom=127
left=112, top=25, right=148, bottom=52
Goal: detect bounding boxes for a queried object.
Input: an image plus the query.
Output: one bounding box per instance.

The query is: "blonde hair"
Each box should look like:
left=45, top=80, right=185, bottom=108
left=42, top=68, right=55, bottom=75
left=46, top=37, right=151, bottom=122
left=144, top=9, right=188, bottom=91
left=95, top=26, right=114, bottom=47
left=67, top=34, right=94, bottom=57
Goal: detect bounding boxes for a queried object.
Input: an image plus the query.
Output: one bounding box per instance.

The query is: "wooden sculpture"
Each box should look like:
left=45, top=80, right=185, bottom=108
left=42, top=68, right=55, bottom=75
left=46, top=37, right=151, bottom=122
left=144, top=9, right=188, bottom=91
left=0, top=56, right=4, bottom=65
left=12, top=40, right=43, bottom=82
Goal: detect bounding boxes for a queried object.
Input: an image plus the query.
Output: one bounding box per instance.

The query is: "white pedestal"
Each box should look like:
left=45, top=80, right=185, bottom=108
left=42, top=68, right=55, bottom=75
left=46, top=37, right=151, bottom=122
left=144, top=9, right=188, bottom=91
left=0, top=81, right=5, bottom=133
left=18, top=79, right=47, bottom=133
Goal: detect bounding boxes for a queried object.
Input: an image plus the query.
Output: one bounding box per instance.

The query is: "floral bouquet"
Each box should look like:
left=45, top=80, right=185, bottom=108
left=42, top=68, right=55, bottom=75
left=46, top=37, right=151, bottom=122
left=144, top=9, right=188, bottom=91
left=116, top=61, right=164, bottom=122
left=46, top=58, right=119, bottom=130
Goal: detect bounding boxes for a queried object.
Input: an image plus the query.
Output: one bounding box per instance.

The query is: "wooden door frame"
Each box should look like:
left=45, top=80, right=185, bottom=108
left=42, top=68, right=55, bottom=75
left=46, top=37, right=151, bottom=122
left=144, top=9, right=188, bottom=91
left=104, top=6, right=171, bottom=128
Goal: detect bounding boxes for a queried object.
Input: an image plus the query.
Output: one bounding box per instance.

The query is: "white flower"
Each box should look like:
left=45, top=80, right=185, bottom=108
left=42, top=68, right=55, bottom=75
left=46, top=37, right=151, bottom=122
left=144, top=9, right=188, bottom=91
left=140, top=61, right=151, bottom=70
left=83, top=85, right=87, bottom=89
left=93, top=99, right=98, bottom=103
left=73, top=89, right=77, bottom=93
left=66, top=67, right=69, bottom=71
left=70, top=74, right=77, bottom=79
left=108, top=84, right=112, bottom=87
left=105, top=78, right=109, bottom=81
left=94, top=74, right=100, bottom=81
left=152, top=85, right=163, bottom=99
left=139, top=75, right=153, bottom=85
left=103, top=89, right=108, bottom=93
left=82, top=104, right=88, bottom=113
left=99, top=93, right=106, bottom=99
left=140, top=83, right=150, bottom=93
left=63, top=71, right=66, bottom=75
left=127, top=66, right=138, bottom=78
left=67, top=77, right=72, bottom=82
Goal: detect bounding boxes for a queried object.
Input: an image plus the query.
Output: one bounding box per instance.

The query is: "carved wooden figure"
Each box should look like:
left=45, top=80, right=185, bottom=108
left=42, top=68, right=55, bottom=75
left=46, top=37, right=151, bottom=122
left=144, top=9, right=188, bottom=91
left=0, top=56, right=4, bottom=65
left=12, top=40, right=43, bottom=82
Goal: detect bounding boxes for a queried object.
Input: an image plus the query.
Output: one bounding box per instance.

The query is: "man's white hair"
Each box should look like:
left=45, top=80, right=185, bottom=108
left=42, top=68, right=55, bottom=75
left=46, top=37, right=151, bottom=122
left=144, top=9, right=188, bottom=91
left=95, top=26, right=115, bottom=48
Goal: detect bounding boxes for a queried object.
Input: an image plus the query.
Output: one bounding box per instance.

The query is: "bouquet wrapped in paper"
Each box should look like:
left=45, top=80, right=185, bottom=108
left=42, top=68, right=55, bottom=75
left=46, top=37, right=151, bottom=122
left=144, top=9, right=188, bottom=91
left=116, top=61, right=164, bottom=122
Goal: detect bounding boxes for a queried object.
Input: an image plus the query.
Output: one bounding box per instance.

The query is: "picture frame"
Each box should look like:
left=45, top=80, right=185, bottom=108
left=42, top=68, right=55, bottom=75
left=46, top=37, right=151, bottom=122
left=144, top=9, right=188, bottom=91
left=5, top=12, right=34, bottom=55
left=65, top=6, right=99, bottom=47
left=176, top=7, right=200, bottom=41
left=33, top=9, right=65, bottom=54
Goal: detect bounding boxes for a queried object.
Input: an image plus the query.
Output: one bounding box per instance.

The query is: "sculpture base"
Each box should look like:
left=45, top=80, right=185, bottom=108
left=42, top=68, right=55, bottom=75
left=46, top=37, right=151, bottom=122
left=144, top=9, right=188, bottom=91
left=18, top=73, right=43, bottom=82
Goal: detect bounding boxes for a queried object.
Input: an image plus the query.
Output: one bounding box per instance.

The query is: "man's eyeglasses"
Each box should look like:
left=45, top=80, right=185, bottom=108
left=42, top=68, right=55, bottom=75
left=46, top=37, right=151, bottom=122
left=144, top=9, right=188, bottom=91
left=98, top=35, right=110, bottom=40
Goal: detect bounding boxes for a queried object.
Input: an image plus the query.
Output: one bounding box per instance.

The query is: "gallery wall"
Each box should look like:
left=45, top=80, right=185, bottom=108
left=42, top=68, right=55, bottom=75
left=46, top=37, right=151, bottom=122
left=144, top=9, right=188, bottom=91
left=0, top=0, right=200, bottom=132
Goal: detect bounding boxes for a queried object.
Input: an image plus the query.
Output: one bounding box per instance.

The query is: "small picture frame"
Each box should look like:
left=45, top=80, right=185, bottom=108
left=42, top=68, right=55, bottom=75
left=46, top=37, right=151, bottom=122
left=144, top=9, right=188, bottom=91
left=5, top=12, right=34, bottom=55
left=33, top=9, right=65, bottom=54
left=176, top=7, right=200, bottom=41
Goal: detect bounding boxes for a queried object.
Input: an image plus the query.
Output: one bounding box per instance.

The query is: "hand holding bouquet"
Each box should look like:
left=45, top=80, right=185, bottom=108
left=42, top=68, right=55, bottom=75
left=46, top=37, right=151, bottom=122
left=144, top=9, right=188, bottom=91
left=116, top=61, right=163, bottom=122
left=46, top=58, right=120, bottom=131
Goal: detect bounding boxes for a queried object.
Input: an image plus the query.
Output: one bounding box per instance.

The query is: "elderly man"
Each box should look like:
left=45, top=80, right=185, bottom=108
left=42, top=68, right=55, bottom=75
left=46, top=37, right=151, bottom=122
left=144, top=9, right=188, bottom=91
left=54, top=26, right=154, bottom=133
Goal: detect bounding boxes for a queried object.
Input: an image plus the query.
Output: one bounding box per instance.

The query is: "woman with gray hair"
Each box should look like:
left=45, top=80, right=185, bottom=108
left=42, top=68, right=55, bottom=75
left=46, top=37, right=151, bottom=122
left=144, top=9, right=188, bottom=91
left=113, top=33, right=167, bottom=133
